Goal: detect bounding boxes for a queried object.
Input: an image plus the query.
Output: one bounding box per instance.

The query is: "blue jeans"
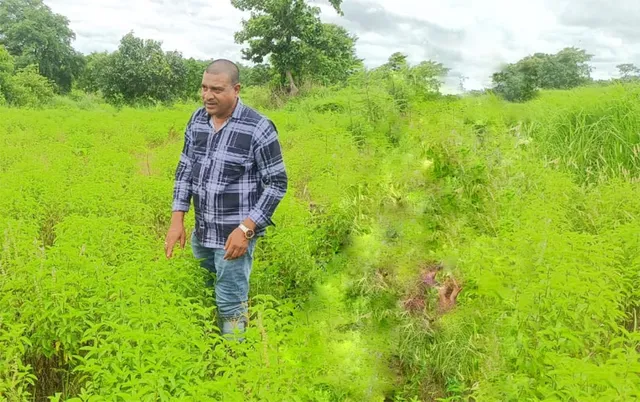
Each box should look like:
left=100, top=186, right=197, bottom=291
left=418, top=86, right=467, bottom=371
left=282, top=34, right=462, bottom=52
left=191, top=231, right=257, bottom=339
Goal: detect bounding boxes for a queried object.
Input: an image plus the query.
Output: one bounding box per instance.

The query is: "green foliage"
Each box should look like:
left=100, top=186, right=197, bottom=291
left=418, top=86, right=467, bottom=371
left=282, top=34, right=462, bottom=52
left=3, top=63, right=54, bottom=107
left=300, top=23, right=363, bottom=86
left=492, top=62, right=539, bottom=102
left=361, top=52, right=450, bottom=112
left=100, top=32, right=190, bottom=105
left=75, top=34, right=276, bottom=106
left=76, top=51, right=110, bottom=94
left=0, top=0, right=83, bottom=93
left=231, top=0, right=348, bottom=93
left=238, top=63, right=275, bottom=87
left=0, top=45, right=14, bottom=104
left=296, top=84, right=639, bottom=401
left=0, top=45, right=58, bottom=107
left=183, top=57, right=210, bottom=100
left=385, top=52, right=409, bottom=71
left=617, top=63, right=640, bottom=81
left=78, top=51, right=275, bottom=105
left=524, top=85, right=640, bottom=184
left=493, top=47, right=594, bottom=102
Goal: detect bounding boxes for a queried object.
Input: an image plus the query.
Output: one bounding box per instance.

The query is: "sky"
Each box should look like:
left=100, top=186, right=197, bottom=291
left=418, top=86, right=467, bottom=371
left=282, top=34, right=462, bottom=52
left=44, top=0, right=640, bottom=93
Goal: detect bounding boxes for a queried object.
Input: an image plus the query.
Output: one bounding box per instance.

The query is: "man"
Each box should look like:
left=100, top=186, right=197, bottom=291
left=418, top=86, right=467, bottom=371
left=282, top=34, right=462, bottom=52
left=164, top=59, right=288, bottom=340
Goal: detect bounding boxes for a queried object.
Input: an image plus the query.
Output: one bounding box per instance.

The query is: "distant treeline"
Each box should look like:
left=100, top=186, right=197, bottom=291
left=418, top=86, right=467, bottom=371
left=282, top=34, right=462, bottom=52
left=1, top=0, right=638, bottom=107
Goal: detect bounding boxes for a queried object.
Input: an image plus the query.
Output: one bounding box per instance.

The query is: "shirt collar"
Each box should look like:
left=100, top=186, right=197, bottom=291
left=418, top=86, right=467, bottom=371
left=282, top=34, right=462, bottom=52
left=230, top=97, right=244, bottom=121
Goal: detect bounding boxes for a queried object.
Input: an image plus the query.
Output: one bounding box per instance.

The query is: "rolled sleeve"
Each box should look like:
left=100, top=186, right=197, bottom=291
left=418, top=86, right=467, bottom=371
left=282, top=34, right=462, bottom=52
left=248, top=119, right=288, bottom=230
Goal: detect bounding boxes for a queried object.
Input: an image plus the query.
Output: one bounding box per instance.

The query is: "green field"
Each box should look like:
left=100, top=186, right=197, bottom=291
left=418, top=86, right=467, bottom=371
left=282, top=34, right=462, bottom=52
left=1, top=83, right=639, bottom=401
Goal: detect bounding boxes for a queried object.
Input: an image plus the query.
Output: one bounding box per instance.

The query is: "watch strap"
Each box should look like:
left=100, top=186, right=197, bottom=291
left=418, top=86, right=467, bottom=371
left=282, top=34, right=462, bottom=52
left=239, top=223, right=255, bottom=239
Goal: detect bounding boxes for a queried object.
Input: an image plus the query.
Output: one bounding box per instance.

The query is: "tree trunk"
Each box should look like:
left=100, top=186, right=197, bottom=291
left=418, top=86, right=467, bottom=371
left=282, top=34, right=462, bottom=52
left=286, top=70, right=299, bottom=96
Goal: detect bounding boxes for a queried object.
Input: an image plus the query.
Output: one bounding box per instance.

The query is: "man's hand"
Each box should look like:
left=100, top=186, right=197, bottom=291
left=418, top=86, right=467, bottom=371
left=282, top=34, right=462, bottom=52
left=165, top=212, right=186, bottom=259
left=224, top=228, right=249, bottom=260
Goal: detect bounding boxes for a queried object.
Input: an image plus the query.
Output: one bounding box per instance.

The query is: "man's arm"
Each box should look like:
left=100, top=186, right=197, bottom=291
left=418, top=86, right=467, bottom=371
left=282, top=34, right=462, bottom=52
left=246, top=119, right=288, bottom=231
left=224, top=119, right=288, bottom=260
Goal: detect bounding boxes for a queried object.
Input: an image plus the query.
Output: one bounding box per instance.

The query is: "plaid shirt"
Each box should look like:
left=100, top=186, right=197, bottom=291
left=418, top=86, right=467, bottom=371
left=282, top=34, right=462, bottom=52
left=172, top=99, right=288, bottom=249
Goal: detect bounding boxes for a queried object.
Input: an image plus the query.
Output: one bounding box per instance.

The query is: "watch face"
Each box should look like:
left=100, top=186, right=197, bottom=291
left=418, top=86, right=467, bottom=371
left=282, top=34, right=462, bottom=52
left=246, top=229, right=255, bottom=239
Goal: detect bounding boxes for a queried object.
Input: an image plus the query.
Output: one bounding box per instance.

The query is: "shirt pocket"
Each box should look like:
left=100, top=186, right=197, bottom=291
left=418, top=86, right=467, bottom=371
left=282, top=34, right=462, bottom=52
left=212, top=146, right=251, bottom=185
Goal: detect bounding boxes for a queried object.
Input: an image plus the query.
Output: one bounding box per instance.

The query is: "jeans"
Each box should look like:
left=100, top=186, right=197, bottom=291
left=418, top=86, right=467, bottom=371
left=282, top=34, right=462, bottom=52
left=191, top=230, right=257, bottom=340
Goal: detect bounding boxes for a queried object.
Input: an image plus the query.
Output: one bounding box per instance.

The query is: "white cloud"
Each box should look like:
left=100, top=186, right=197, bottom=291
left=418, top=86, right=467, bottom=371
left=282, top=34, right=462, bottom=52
left=44, top=0, right=640, bottom=92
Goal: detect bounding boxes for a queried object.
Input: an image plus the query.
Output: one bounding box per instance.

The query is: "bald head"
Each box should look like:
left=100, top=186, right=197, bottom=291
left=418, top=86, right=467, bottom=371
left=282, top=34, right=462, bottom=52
left=205, top=59, right=240, bottom=86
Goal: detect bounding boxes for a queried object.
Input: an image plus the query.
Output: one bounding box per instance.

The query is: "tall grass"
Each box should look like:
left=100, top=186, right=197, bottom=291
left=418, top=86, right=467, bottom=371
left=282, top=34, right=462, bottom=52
left=526, top=85, right=640, bottom=184
left=330, top=84, right=640, bottom=400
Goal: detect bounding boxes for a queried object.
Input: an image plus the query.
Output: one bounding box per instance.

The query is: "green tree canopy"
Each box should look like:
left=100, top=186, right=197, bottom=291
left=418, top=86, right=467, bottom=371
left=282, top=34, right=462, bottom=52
left=537, top=48, right=593, bottom=89
left=0, top=44, right=54, bottom=106
left=384, top=52, right=409, bottom=71
left=7, top=63, right=54, bottom=106
left=183, top=57, right=209, bottom=100
left=492, top=47, right=593, bottom=102
left=77, top=51, right=110, bottom=93
left=364, top=52, right=449, bottom=113
left=408, top=60, right=450, bottom=94
left=375, top=52, right=449, bottom=92
left=231, top=0, right=345, bottom=95
left=0, top=0, right=83, bottom=93
left=237, top=62, right=275, bottom=87
left=617, top=63, right=640, bottom=80
left=0, top=45, right=14, bottom=104
left=301, top=23, right=362, bottom=85
left=101, top=32, right=189, bottom=104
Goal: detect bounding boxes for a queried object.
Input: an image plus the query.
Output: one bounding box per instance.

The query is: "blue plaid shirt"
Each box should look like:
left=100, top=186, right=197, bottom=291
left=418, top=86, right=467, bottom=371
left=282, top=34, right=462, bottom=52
left=172, top=99, right=288, bottom=249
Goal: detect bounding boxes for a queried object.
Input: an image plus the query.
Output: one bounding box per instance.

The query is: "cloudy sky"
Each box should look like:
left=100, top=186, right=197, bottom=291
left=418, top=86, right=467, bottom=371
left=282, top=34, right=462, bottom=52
left=44, top=0, right=640, bottom=92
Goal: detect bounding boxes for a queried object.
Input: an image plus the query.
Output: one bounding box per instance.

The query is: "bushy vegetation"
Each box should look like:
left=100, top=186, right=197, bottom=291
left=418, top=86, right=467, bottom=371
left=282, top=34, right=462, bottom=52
left=0, top=45, right=55, bottom=107
left=363, top=86, right=640, bottom=400
left=491, top=47, right=594, bottom=102
left=1, top=70, right=639, bottom=400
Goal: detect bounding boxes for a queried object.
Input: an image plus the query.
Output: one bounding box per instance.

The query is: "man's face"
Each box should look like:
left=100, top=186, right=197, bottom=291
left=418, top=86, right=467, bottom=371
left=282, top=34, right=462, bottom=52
left=201, top=72, right=240, bottom=117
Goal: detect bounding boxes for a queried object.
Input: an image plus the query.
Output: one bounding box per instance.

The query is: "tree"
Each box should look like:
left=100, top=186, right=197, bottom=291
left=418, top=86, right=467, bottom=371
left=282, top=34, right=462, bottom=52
left=0, top=44, right=53, bottom=106
left=164, top=50, right=189, bottom=100
left=101, top=32, right=188, bottom=104
left=537, top=47, right=593, bottom=89
left=300, top=23, right=362, bottom=85
left=77, top=51, right=110, bottom=93
left=0, top=45, right=14, bottom=104
left=6, top=64, right=54, bottom=106
left=241, top=63, right=275, bottom=87
left=231, top=0, right=344, bottom=95
left=492, top=47, right=593, bottom=102
left=237, top=62, right=275, bottom=87
left=408, top=60, right=450, bottom=94
left=617, top=63, right=640, bottom=80
left=385, top=52, right=409, bottom=72
left=0, top=0, right=83, bottom=93
left=184, top=57, right=209, bottom=100
left=367, top=52, right=449, bottom=112
left=459, top=75, right=468, bottom=93
left=492, top=63, right=538, bottom=102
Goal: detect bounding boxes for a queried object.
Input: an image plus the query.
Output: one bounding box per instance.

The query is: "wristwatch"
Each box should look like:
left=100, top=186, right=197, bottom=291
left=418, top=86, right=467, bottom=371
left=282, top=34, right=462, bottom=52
left=239, top=223, right=255, bottom=239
